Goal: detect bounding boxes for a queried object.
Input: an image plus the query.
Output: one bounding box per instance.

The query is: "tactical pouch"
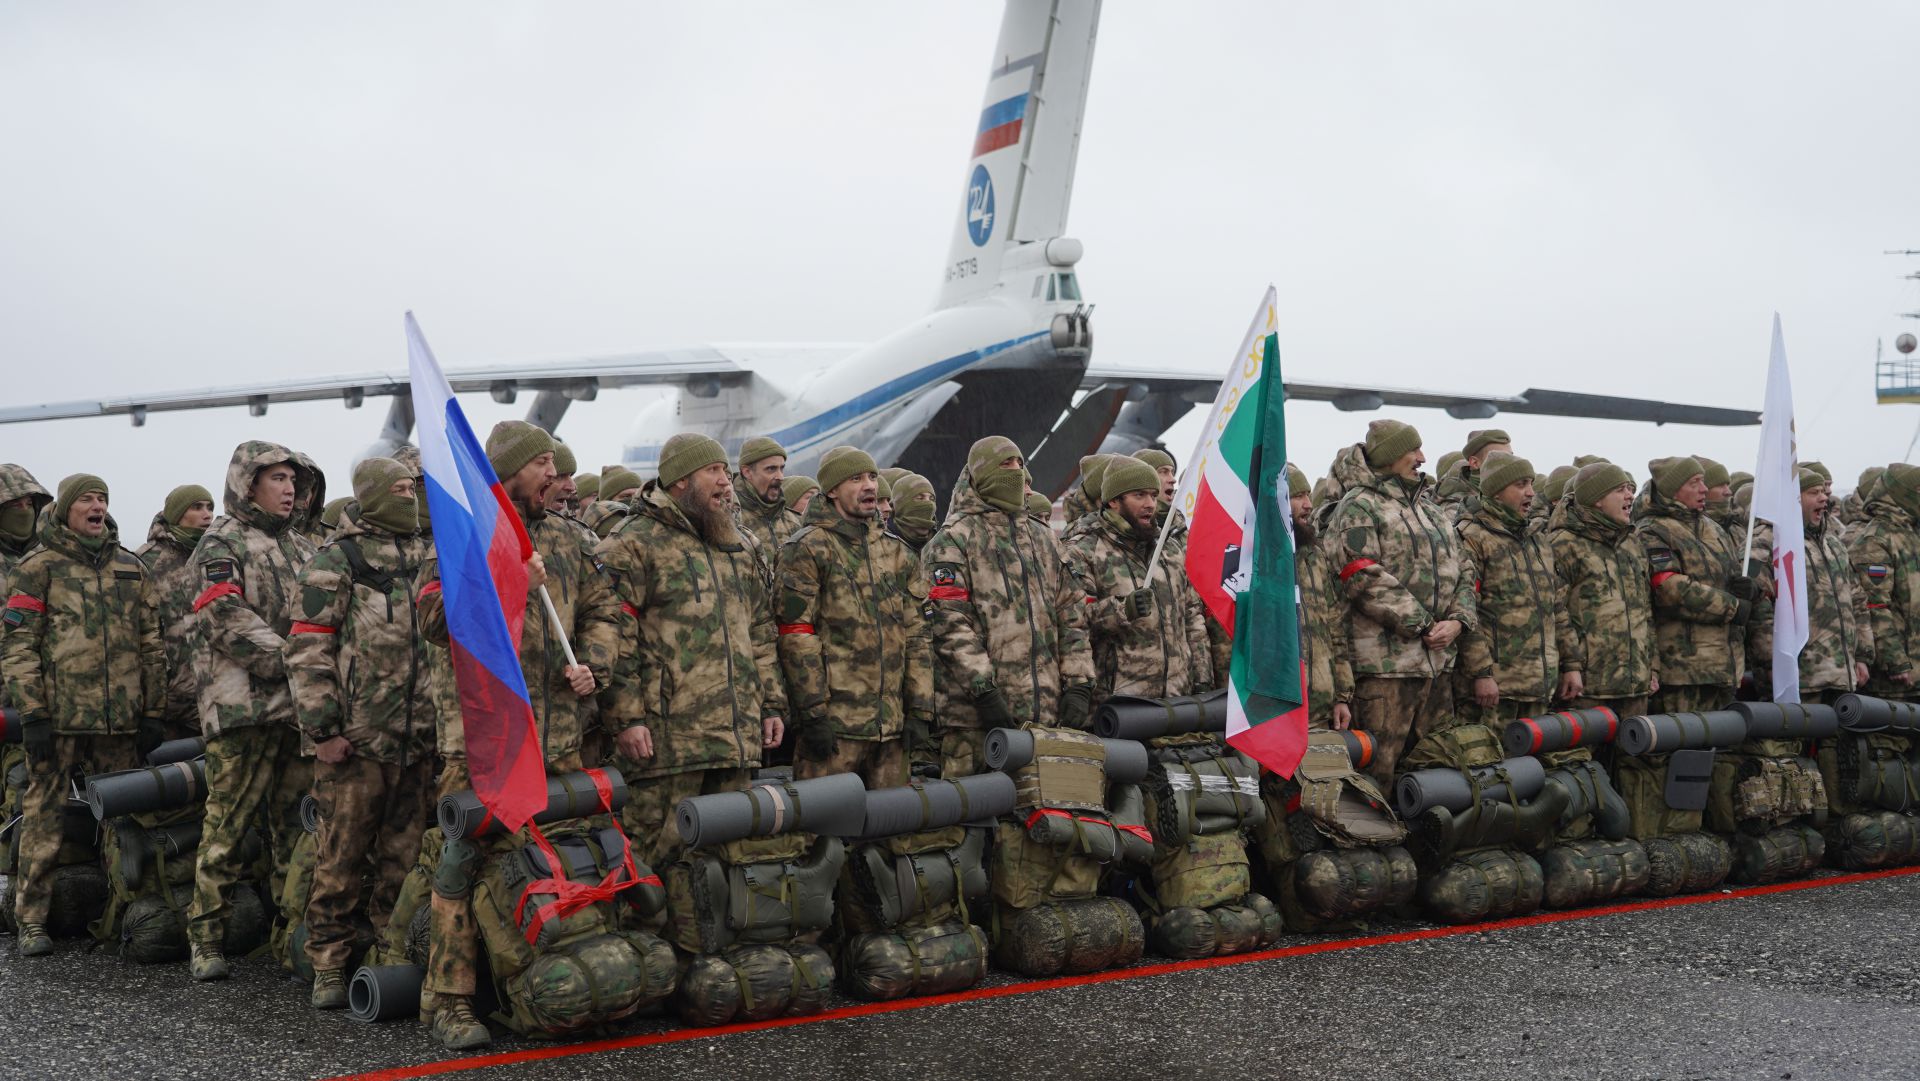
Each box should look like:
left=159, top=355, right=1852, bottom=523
left=666, top=833, right=844, bottom=954
left=841, top=919, right=990, bottom=1001
left=1540, top=838, right=1651, bottom=909
left=1142, top=734, right=1264, bottom=846
left=1709, top=755, right=1828, bottom=834
left=839, top=827, right=986, bottom=933
left=1728, top=823, right=1824, bottom=885
left=1822, top=810, right=1920, bottom=870
left=992, top=896, right=1145, bottom=977
left=677, top=942, right=835, bottom=1027
left=1147, top=892, right=1282, bottom=960
left=1613, top=752, right=1706, bottom=838
left=1289, top=846, right=1419, bottom=922
left=1009, top=727, right=1108, bottom=814
left=1641, top=830, right=1732, bottom=896
left=1418, top=847, right=1544, bottom=924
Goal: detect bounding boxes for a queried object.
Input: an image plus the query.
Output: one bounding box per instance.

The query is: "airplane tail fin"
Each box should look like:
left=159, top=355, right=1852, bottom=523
left=936, top=0, right=1100, bottom=309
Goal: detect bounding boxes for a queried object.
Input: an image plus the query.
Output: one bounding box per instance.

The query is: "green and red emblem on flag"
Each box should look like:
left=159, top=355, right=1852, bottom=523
left=1166, top=287, right=1308, bottom=777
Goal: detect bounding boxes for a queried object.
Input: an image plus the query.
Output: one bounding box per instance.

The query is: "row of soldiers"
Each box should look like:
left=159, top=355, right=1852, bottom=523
left=0, top=424, right=1208, bottom=1049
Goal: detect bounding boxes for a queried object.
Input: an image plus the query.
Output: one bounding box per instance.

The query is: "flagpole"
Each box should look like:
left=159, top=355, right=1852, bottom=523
left=539, top=584, right=580, bottom=669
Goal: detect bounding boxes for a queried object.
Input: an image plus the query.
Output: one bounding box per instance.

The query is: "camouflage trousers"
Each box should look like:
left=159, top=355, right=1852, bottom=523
left=1350, top=675, right=1454, bottom=788
left=620, top=767, right=753, bottom=873
left=188, top=725, right=311, bottom=947
left=0, top=742, right=24, bottom=874
left=1651, top=684, right=1735, bottom=716
left=938, top=729, right=990, bottom=779
left=16, top=735, right=137, bottom=925
left=304, top=755, right=435, bottom=973
left=795, top=736, right=907, bottom=790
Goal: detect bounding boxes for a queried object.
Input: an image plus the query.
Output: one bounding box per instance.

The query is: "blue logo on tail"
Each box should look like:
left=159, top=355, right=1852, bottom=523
left=967, top=164, right=995, bottom=247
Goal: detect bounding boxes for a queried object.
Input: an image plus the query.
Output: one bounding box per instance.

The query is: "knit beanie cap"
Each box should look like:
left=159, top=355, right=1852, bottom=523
left=1649, top=456, right=1705, bottom=499
left=1574, top=462, right=1633, bottom=507
left=1101, top=458, right=1162, bottom=505
left=1463, top=429, right=1510, bottom=460
left=657, top=433, right=727, bottom=489
left=817, top=446, right=877, bottom=497
left=164, top=484, right=213, bottom=525
left=738, top=436, right=787, bottom=470
left=1363, top=419, right=1421, bottom=469
left=485, top=421, right=553, bottom=481
left=1477, top=452, right=1534, bottom=499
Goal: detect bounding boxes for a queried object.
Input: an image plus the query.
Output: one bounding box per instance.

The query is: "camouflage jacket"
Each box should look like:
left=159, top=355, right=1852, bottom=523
left=1455, top=500, right=1563, bottom=702
left=1747, top=517, right=1868, bottom=694
left=1846, top=496, right=1920, bottom=693
left=1328, top=467, right=1476, bottom=679
left=1633, top=484, right=1744, bottom=689
left=588, top=481, right=786, bottom=779
left=579, top=499, right=630, bottom=540
left=735, top=476, right=802, bottom=553
left=1309, top=445, right=1372, bottom=540
left=1434, top=461, right=1481, bottom=526
left=1549, top=504, right=1657, bottom=698
left=1059, top=486, right=1097, bottom=529
left=1295, top=523, right=1354, bottom=725
left=922, top=483, right=1094, bottom=728
left=2, top=512, right=162, bottom=734
left=1064, top=511, right=1213, bottom=705
left=776, top=507, right=933, bottom=741
left=135, top=515, right=204, bottom=726
left=0, top=466, right=50, bottom=716
left=419, top=499, right=619, bottom=768
left=286, top=510, right=434, bottom=763
left=189, top=441, right=320, bottom=737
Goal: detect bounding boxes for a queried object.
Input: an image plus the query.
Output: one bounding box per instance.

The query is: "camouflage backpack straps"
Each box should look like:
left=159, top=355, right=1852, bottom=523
left=1400, top=721, right=1505, bottom=775
left=333, top=535, right=408, bottom=597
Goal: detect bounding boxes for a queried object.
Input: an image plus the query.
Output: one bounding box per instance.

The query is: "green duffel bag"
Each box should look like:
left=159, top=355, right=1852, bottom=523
left=496, top=929, right=677, bottom=1037
left=842, top=919, right=989, bottom=1001
left=840, top=826, right=986, bottom=933
left=1824, top=810, right=1920, bottom=870
left=1147, top=892, right=1281, bottom=960
left=1540, top=838, right=1650, bottom=909
left=122, top=879, right=267, bottom=964
left=1418, top=847, right=1543, bottom=925
left=1290, top=845, right=1418, bottom=922
left=993, top=896, right=1144, bottom=978
left=1148, top=831, right=1251, bottom=912
left=677, top=942, right=835, bottom=1028
left=1728, top=823, right=1825, bottom=885
left=1641, top=830, right=1732, bottom=896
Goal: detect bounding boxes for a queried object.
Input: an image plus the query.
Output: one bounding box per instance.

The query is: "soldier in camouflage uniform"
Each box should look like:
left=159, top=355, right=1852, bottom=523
left=580, top=466, right=641, bottom=539
left=319, top=497, right=350, bottom=538
left=287, top=458, right=435, bottom=1008
left=1328, top=420, right=1476, bottom=786
left=1847, top=463, right=1920, bottom=698
left=0, top=465, right=52, bottom=828
left=1746, top=468, right=1870, bottom=699
left=784, top=475, right=821, bottom=517
left=185, top=442, right=320, bottom=981
left=545, top=442, right=612, bottom=766
left=1696, top=456, right=1742, bottom=538
left=1634, top=456, right=1752, bottom=714
left=1435, top=429, right=1512, bottom=525
left=292, top=452, right=330, bottom=546
left=575, top=471, right=599, bottom=510
left=1288, top=464, right=1353, bottom=729
left=1453, top=453, right=1568, bottom=732
left=734, top=436, right=801, bottom=552
left=775, top=446, right=931, bottom=788
left=1311, top=444, right=1372, bottom=539
left=3, top=475, right=163, bottom=956
left=923, top=436, right=1095, bottom=777
left=1025, top=490, right=1055, bottom=526
left=1550, top=462, right=1658, bottom=717
left=589, top=432, right=787, bottom=873
left=136, top=484, right=215, bottom=739
left=889, top=472, right=938, bottom=553
left=1065, top=457, right=1212, bottom=707
left=1838, top=467, right=1883, bottom=531
left=1059, top=453, right=1117, bottom=533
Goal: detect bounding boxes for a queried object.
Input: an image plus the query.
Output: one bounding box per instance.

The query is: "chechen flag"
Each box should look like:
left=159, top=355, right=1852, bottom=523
left=407, top=312, right=549, bottom=832
left=1170, top=287, right=1308, bottom=777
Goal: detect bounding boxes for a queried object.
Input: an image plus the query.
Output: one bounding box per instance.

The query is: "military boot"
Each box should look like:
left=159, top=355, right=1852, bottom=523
left=428, top=995, right=490, bottom=1050
left=189, top=942, right=231, bottom=982
left=16, top=923, right=52, bottom=957
left=310, top=969, right=349, bottom=1009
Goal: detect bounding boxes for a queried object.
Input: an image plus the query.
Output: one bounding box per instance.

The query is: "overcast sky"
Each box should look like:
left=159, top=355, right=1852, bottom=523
left=4, top=1, right=1918, bottom=529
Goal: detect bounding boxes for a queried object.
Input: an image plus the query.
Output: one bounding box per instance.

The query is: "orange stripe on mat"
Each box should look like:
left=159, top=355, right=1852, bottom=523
left=330, top=863, right=1920, bottom=1081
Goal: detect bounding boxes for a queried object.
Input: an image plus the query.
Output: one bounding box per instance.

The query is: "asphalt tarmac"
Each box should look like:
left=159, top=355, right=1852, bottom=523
left=1, top=868, right=1915, bottom=1081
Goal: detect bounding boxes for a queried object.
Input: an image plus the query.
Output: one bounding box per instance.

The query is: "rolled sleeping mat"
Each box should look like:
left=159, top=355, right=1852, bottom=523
left=1616, top=711, right=1748, bottom=756
left=1500, top=708, right=1621, bottom=757
left=1834, top=694, right=1920, bottom=733
left=1729, top=702, right=1840, bottom=741
left=437, top=767, right=629, bottom=840
left=676, top=772, right=868, bottom=848
left=300, top=794, right=321, bottom=835
left=145, top=737, right=206, bottom=767
left=1394, top=756, right=1547, bottom=818
left=81, top=759, right=208, bottom=821
left=1092, top=689, right=1228, bottom=740
left=347, top=964, right=425, bottom=1022
left=1340, top=730, right=1375, bottom=770
left=855, top=773, right=1016, bottom=840
left=983, top=728, right=1152, bottom=784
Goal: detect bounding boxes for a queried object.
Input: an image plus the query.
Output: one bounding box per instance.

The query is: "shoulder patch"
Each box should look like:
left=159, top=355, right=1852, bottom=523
left=1647, top=547, right=1675, bottom=570
left=1861, top=563, right=1890, bottom=581
left=114, top=570, right=142, bottom=581
left=204, top=559, right=236, bottom=584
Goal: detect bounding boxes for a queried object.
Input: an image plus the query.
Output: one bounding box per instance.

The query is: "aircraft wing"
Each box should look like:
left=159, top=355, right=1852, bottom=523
left=1079, top=366, right=1761, bottom=427
left=0, top=345, right=856, bottom=426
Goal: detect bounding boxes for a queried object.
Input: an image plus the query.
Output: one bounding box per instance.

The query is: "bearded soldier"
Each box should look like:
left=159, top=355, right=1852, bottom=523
left=1065, top=456, right=1212, bottom=705
left=1635, top=456, right=1752, bottom=714
left=2, top=475, right=163, bottom=957
left=137, top=484, right=216, bottom=738
left=590, top=433, right=787, bottom=872
left=734, top=436, right=800, bottom=552
left=1747, top=468, right=1869, bottom=699
left=1550, top=462, right=1658, bottom=718
left=922, top=436, right=1095, bottom=777
left=287, top=458, right=434, bottom=1008
left=185, top=443, right=319, bottom=981
left=1453, top=453, right=1567, bottom=731
left=776, top=446, right=931, bottom=788
left=1328, top=420, right=1476, bottom=786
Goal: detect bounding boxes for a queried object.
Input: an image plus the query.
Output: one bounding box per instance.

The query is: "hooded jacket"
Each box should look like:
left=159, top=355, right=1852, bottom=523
left=1327, top=463, right=1476, bottom=678
left=1550, top=502, right=1657, bottom=699
left=1064, top=509, right=1213, bottom=705
left=588, top=481, right=786, bottom=778
left=2, top=508, right=162, bottom=734
left=1632, top=481, right=1744, bottom=689
left=1846, top=489, right=1920, bottom=694
left=189, top=441, right=319, bottom=735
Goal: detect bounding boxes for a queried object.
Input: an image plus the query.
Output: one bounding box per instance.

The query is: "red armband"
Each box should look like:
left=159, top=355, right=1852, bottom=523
left=1338, top=558, right=1377, bottom=581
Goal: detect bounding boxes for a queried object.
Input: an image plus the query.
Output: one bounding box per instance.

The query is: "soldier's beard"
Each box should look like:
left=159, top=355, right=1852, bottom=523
left=676, top=486, right=742, bottom=547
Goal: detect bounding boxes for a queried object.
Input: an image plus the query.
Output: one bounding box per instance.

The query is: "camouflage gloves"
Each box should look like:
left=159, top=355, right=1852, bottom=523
left=20, top=713, right=51, bottom=762
left=973, top=686, right=1014, bottom=727
left=1059, top=683, right=1094, bottom=729
left=1125, top=588, right=1154, bottom=621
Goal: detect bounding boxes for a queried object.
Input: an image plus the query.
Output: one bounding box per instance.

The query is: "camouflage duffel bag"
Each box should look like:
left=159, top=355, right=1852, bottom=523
left=1418, top=847, right=1543, bottom=924
left=1149, top=831, right=1251, bottom=912
left=1820, top=733, right=1919, bottom=814
left=1290, top=845, right=1418, bottom=922
left=1142, top=734, right=1263, bottom=845
left=839, top=826, right=986, bottom=934
left=678, top=942, right=836, bottom=1027
left=1147, top=892, right=1281, bottom=960
left=94, top=808, right=198, bottom=955
left=1540, top=838, right=1650, bottom=909
left=994, top=896, right=1144, bottom=977
left=666, top=833, right=843, bottom=954
left=1823, top=811, right=1920, bottom=870
left=842, top=919, right=989, bottom=1001
left=1708, top=755, right=1827, bottom=834
left=1727, top=823, right=1824, bottom=885
left=1641, top=830, right=1732, bottom=897
left=496, top=930, right=678, bottom=1037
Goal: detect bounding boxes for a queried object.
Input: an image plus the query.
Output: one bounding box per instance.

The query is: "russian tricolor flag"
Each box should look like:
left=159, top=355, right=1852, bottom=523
left=972, top=93, right=1028, bottom=158
left=407, top=313, right=549, bottom=832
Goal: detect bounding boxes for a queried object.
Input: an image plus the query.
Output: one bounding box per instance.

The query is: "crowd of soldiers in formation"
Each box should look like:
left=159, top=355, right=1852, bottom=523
left=0, top=414, right=1900, bottom=1050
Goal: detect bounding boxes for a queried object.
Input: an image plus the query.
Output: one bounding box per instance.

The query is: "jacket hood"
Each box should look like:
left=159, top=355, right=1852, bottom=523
left=222, top=440, right=311, bottom=532
left=1560, top=500, right=1632, bottom=546
left=0, top=464, right=52, bottom=510
left=291, top=452, right=327, bottom=528
left=1310, top=444, right=1373, bottom=532
left=1633, top=479, right=1697, bottom=525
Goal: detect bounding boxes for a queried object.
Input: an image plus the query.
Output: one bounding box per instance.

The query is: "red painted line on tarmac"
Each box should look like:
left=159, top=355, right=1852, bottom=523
left=329, top=864, right=1920, bottom=1081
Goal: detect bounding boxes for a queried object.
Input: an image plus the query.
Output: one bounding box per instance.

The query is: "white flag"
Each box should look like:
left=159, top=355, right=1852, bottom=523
left=1751, top=314, right=1807, bottom=702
